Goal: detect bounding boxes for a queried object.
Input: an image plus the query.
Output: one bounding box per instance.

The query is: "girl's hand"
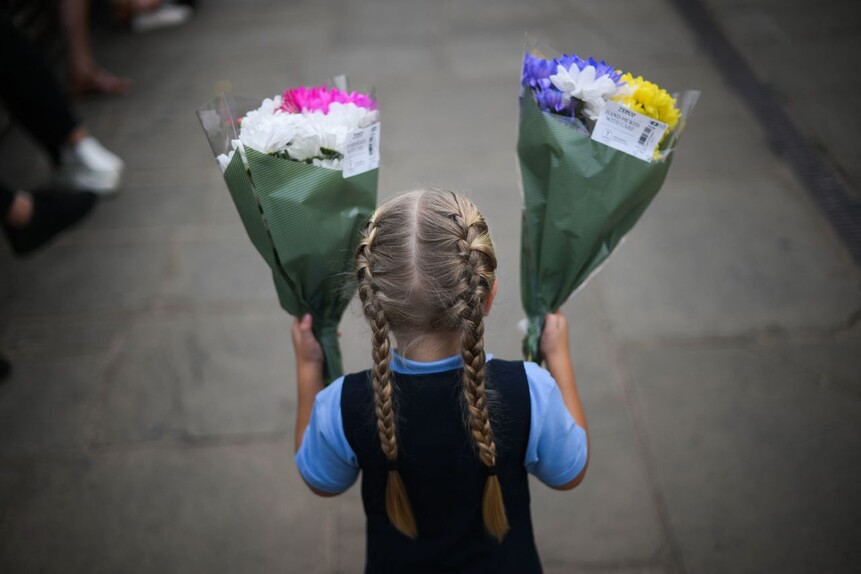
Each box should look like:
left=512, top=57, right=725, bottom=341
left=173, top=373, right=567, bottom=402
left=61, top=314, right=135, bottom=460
left=292, top=313, right=324, bottom=368
left=540, top=311, right=571, bottom=363
left=292, top=314, right=324, bottom=454
left=539, top=311, right=588, bottom=490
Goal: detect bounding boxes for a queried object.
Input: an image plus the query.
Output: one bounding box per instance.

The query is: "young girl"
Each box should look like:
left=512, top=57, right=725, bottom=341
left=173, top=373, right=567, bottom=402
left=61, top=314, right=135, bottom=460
left=293, top=189, right=589, bottom=573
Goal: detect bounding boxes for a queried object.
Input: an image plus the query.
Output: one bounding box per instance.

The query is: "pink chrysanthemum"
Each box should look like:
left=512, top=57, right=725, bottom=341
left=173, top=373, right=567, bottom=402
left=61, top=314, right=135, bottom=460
left=280, top=86, right=376, bottom=114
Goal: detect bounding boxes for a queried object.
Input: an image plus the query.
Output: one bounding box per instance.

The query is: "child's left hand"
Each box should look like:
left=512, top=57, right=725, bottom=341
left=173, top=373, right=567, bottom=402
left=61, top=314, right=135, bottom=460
left=291, top=313, right=324, bottom=368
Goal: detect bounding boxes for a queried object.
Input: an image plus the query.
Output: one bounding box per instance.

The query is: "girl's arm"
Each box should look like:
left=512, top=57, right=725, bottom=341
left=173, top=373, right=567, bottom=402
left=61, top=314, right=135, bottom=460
left=541, top=311, right=589, bottom=490
left=292, top=314, right=344, bottom=498
left=292, top=314, right=325, bottom=452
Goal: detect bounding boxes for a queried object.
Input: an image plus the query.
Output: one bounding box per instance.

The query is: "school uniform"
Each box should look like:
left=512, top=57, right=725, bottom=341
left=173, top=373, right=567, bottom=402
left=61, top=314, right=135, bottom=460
left=296, top=352, right=588, bottom=574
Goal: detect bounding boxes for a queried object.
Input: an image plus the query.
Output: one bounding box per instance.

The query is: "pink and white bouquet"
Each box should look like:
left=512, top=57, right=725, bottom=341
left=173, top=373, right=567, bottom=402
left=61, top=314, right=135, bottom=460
left=216, top=85, right=380, bottom=173
left=197, top=82, right=380, bottom=382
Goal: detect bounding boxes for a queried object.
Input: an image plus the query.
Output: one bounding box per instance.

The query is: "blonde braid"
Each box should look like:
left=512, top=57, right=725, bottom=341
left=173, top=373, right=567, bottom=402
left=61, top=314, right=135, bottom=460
left=451, top=197, right=509, bottom=542
left=356, top=220, right=418, bottom=539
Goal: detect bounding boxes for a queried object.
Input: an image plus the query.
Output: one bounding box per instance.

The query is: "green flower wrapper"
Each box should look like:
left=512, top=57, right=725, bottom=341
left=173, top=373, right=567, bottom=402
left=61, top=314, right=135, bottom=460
left=518, top=57, right=699, bottom=364
left=197, top=94, right=377, bottom=383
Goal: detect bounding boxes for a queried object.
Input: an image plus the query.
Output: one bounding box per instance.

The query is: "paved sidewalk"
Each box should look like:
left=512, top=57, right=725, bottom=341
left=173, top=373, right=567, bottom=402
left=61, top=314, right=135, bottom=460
left=1, top=1, right=859, bottom=572
left=707, top=0, right=861, bottom=197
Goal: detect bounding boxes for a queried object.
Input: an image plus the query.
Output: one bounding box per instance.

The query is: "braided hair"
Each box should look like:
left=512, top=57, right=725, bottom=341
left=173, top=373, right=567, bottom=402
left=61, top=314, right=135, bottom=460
left=355, top=189, right=507, bottom=541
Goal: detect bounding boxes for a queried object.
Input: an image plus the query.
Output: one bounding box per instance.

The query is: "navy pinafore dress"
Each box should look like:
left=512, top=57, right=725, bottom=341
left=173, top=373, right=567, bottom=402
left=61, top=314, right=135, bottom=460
left=340, top=358, right=543, bottom=573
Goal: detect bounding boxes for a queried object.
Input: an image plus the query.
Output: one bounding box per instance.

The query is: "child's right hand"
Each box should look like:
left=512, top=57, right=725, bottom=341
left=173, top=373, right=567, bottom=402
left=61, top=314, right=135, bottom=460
left=291, top=313, right=324, bottom=369
left=540, top=311, right=571, bottom=363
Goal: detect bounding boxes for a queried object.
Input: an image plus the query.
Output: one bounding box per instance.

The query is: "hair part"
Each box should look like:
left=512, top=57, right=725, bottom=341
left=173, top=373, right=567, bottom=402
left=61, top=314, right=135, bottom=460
left=356, top=189, right=508, bottom=541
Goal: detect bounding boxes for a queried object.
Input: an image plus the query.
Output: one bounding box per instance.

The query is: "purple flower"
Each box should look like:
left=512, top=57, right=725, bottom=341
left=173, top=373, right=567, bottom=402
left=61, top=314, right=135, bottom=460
left=556, top=53, right=586, bottom=73
left=535, top=88, right=571, bottom=114
left=522, top=53, right=556, bottom=90
left=523, top=53, right=571, bottom=115
left=552, top=54, right=622, bottom=84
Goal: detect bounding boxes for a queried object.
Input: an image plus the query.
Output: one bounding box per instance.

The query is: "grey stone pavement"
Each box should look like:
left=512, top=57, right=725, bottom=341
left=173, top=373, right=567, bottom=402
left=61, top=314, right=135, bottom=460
left=1, top=0, right=859, bottom=572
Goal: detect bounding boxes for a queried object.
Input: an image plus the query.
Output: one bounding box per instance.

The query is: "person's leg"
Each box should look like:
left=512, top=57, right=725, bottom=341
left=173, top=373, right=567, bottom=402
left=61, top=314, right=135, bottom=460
left=0, top=8, right=80, bottom=164
left=0, top=186, right=14, bottom=220
left=1, top=188, right=33, bottom=228
left=2, top=182, right=97, bottom=256
left=0, top=7, right=124, bottom=193
left=0, top=183, right=12, bottom=381
left=1, top=181, right=98, bottom=382
left=0, top=353, right=9, bottom=382
left=61, top=0, right=131, bottom=96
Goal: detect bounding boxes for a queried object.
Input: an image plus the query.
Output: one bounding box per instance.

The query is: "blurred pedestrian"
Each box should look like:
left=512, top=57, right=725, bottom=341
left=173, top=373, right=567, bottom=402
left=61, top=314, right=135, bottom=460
left=1, top=5, right=124, bottom=194
left=1, top=4, right=113, bottom=383
left=1, top=185, right=96, bottom=256
left=61, top=0, right=132, bottom=96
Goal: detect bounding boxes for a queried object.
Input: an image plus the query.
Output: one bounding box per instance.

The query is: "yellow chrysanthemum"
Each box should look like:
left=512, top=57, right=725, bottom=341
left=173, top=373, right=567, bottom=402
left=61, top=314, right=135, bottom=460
left=613, top=73, right=681, bottom=132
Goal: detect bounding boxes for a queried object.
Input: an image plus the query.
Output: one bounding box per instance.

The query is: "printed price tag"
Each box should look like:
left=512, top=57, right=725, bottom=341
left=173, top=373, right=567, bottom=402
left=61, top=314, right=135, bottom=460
left=592, top=101, right=667, bottom=162
left=342, top=123, right=380, bottom=178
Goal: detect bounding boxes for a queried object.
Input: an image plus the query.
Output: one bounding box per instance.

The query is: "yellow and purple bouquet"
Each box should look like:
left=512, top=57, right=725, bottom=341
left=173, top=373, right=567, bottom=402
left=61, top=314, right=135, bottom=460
left=518, top=42, right=699, bottom=361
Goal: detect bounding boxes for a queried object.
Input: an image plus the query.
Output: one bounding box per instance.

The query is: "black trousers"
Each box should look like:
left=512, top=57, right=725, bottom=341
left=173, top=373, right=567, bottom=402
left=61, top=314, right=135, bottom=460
left=0, top=6, right=79, bottom=164
left=1, top=183, right=14, bottom=219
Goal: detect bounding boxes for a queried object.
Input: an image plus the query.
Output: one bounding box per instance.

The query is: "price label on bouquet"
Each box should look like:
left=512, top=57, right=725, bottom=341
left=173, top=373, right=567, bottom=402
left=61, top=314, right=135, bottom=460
left=343, top=123, right=381, bottom=178
left=592, top=102, right=668, bottom=162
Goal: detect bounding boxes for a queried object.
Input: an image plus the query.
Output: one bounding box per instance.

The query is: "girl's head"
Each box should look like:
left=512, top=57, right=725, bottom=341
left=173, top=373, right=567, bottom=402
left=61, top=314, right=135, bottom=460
left=355, top=189, right=508, bottom=541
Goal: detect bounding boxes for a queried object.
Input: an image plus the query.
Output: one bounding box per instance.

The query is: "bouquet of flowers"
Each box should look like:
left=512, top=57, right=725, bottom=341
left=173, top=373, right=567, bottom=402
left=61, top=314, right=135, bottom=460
left=197, top=81, right=380, bottom=382
left=518, top=40, right=699, bottom=362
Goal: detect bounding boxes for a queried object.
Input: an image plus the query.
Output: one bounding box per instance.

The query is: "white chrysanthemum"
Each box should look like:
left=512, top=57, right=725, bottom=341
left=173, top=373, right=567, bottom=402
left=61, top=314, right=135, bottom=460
left=236, top=99, right=379, bottom=169
left=216, top=152, right=233, bottom=173
left=231, top=139, right=248, bottom=168
left=325, top=102, right=379, bottom=130
left=319, top=125, right=349, bottom=154
left=286, top=129, right=322, bottom=161
left=239, top=102, right=300, bottom=154
left=312, top=158, right=342, bottom=169
left=550, top=64, right=620, bottom=120
left=583, top=99, right=607, bottom=121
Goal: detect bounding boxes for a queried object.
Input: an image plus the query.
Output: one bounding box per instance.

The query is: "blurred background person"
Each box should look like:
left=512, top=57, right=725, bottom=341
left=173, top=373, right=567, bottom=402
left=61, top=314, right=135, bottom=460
left=1, top=3, right=124, bottom=193
left=62, top=0, right=132, bottom=96
left=60, top=0, right=195, bottom=97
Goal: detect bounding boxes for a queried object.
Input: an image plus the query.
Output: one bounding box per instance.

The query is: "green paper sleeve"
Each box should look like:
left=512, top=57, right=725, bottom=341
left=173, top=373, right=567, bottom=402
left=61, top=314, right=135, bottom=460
left=518, top=93, right=673, bottom=363
left=199, top=94, right=377, bottom=383
left=220, top=148, right=376, bottom=383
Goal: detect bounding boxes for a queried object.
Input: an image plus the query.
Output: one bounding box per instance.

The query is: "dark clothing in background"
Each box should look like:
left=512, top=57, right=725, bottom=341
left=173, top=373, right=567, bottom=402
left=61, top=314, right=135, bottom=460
left=0, top=6, right=78, bottom=164
left=0, top=184, right=13, bottom=217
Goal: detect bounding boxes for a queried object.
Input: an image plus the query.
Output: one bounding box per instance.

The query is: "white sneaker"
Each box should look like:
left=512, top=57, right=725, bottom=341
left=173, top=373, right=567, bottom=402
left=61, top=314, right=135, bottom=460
left=55, top=136, right=124, bottom=195
left=131, top=4, right=194, bottom=34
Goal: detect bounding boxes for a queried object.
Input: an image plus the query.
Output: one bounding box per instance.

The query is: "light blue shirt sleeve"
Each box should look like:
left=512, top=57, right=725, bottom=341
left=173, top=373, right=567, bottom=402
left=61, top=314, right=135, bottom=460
left=523, top=362, right=589, bottom=487
left=295, top=376, right=360, bottom=494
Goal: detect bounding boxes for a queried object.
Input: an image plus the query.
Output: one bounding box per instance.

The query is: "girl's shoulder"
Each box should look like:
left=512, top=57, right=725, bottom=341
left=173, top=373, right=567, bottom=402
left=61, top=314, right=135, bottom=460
left=488, top=358, right=556, bottom=392
left=339, top=370, right=371, bottom=396
left=487, top=360, right=566, bottom=426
